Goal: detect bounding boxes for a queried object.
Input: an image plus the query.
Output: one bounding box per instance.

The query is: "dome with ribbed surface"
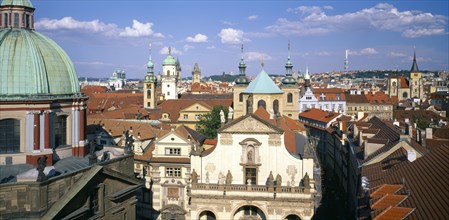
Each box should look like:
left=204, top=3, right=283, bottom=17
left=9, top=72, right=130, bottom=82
left=0, top=29, right=81, bottom=99
left=1, top=0, right=32, bottom=7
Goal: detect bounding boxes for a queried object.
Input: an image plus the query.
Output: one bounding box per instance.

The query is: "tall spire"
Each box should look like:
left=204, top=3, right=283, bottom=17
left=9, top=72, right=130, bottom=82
left=145, top=43, right=155, bottom=82
left=410, top=47, right=419, bottom=73
left=282, top=40, right=295, bottom=85
left=304, top=66, right=311, bottom=88
left=235, top=44, right=249, bottom=84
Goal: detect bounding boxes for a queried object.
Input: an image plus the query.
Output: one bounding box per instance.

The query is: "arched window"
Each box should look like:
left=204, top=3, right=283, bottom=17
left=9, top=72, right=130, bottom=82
left=25, top=14, right=30, bottom=28
left=4, top=13, right=9, bottom=27
left=273, top=99, right=279, bottom=114
left=13, top=13, right=19, bottom=27
left=402, top=92, right=408, bottom=98
left=0, top=119, right=20, bottom=153
left=54, top=115, right=67, bottom=147
left=146, top=89, right=151, bottom=99
left=287, top=93, right=293, bottom=103
left=257, top=100, right=266, bottom=110
left=199, top=211, right=216, bottom=220
left=167, top=70, right=170, bottom=76
left=239, top=93, right=243, bottom=102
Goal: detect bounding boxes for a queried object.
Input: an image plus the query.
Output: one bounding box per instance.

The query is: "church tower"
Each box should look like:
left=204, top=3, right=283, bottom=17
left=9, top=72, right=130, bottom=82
left=192, top=63, right=201, bottom=84
left=281, top=41, right=299, bottom=118
left=233, top=44, right=250, bottom=118
left=144, top=44, right=157, bottom=108
left=161, top=47, right=178, bottom=100
left=409, top=49, right=423, bottom=99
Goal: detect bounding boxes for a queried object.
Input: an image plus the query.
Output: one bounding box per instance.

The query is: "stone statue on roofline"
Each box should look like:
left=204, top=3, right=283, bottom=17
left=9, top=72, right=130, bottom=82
left=276, top=174, right=282, bottom=187
left=220, top=109, right=226, bottom=125
left=226, top=170, right=233, bottom=185
left=124, top=130, right=134, bottom=155
left=191, top=169, right=198, bottom=185
left=268, top=171, right=274, bottom=188
left=36, top=155, right=48, bottom=182
left=88, top=140, right=97, bottom=165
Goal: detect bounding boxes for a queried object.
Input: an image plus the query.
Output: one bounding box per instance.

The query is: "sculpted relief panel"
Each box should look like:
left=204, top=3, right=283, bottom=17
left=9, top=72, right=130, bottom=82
left=268, top=134, right=281, bottom=146
left=224, top=117, right=275, bottom=133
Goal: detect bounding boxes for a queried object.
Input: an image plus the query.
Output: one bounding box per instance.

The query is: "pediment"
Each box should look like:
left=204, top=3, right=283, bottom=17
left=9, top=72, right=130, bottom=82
left=220, top=115, right=283, bottom=134
left=181, top=102, right=211, bottom=112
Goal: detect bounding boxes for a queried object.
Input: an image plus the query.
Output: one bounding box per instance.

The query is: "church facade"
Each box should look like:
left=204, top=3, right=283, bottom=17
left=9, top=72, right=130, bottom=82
left=387, top=50, right=424, bottom=101
left=233, top=44, right=299, bottom=119
left=189, top=113, right=317, bottom=220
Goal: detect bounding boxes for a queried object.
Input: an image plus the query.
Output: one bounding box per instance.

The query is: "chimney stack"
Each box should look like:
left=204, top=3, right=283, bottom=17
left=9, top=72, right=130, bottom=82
left=426, top=128, right=433, bottom=140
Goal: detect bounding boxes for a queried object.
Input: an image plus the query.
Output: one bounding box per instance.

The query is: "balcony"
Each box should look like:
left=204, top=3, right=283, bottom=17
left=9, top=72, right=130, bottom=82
left=190, top=183, right=315, bottom=200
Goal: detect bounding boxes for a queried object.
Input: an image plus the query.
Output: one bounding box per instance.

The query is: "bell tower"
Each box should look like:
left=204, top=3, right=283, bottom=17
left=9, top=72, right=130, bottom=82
left=233, top=44, right=250, bottom=118
left=409, top=49, right=423, bottom=99
left=144, top=44, right=157, bottom=108
left=192, top=63, right=201, bottom=84
left=281, top=41, right=299, bottom=119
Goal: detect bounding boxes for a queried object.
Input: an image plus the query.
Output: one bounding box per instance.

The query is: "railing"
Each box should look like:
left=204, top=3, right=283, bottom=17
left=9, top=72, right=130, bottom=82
left=191, top=183, right=311, bottom=194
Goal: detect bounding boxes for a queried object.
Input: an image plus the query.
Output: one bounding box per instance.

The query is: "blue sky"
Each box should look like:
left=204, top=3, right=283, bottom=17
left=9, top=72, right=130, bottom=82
left=32, top=0, right=449, bottom=79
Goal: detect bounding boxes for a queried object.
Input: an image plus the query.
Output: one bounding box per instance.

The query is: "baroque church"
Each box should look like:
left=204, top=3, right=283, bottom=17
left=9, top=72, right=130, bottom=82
left=387, top=50, right=424, bottom=101
left=233, top=44, right=299, bottom=119
left=144, top=45, right=182, bottom=108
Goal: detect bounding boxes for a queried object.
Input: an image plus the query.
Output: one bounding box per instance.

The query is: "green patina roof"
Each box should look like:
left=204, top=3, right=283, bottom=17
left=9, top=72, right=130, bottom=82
left=1, top=0, right=33, bottom=8
left=163, top=54, right=176, bottom=65
left=243, top=69, right=283, bottom=94
left=0, top=29, right=80, bottom=99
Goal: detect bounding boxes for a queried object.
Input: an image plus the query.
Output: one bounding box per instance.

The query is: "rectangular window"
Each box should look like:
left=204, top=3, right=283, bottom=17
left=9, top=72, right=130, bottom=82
left=25, top=14, right=30, bottom=28
left=4, top=13, right=7, bottom=27
left=165, top=148, right=181, bottom=155
left=0, top=119, right=20, bottom=153
left=245, top=167, right=257, bottom=185
left=54, top=116, right=67, bottom=147
left=183, top=114, right=188, bottom=119
left=166, top=167, right=181, bottom=177
left=147, top=102, right=151, bottom=107
left=13, top=13, right=19, bottom=27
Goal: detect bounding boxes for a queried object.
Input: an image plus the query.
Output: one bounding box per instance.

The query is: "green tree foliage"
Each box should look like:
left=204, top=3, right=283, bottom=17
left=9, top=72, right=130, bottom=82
left=196, top=105, right=228, bottom=139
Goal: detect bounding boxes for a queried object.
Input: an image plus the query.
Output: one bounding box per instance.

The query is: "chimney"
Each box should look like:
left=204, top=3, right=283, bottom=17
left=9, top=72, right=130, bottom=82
left=426, top=128, right=433, bottom=139
left=408, top=124, right=413, bottom=139
left=406, top=149, right=416, bottom=162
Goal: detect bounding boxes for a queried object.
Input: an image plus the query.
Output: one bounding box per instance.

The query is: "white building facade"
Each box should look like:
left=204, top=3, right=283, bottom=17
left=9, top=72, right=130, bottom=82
left=189, top=114, right=317, bottom=220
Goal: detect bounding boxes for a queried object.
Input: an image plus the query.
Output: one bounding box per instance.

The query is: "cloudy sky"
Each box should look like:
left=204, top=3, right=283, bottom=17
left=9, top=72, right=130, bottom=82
left=33, top=0, right=448, bottom=79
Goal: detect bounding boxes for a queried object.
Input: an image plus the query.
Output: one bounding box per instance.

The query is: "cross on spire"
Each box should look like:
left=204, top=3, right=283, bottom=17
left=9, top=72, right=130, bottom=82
left=168, top=46, right=171, bottom=55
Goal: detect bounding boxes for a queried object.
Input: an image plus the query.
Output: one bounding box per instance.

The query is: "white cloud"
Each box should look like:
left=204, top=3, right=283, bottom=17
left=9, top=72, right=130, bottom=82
left=287, top=6, right=323, bottom=15
left=185, top=33, right=208, bottom=43
left=323, top=5, right=334, bottom=10
left=159, top=46, right=183, bottom=56
left=119, top=20, right=163, bottom=37
left=388, top=52, right=407, bottom=57
left=183, top=44, right=194, bottom=52
left=348, top=48, right=378, bottom=56
left=401, top=56, right=432, bottom=63
left=206, top=45, right=216, bottom=49
left=222, top=20, right=237, bottom=26
left=268, top=3, right=447, bottom=38
left=244, top=52, right=272, bottom=62
left=218, top=28, right=250, bottom=44
left=248, top=15, right=258, bottom=20
left=35, top=17, right=117, bottom=35
left=36, top=17, right=164, bottom=38
left=314, top=51, right=332, bottom=56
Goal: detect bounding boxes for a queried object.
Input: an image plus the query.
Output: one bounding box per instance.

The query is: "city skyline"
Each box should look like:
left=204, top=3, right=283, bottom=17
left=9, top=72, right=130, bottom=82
left=34, top=0, right=449, bottom=79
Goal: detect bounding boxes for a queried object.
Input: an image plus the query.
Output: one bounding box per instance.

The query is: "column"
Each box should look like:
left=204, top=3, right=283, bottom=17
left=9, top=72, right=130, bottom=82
left=79, top=106, right=86, bottom=143
left=44, top=111, right=51, bottom=149
left=33, top=111, right=40, bottom=151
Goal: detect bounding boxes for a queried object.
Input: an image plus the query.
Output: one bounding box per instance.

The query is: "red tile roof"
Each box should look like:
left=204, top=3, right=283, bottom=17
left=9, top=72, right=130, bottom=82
left=373, top=206, right=414, bottom=220
left=298, top=108, right=341, bottom=123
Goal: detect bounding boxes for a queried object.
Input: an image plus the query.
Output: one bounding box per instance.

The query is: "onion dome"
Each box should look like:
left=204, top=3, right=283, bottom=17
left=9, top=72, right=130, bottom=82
left=163, top=47, right=176, bottom=65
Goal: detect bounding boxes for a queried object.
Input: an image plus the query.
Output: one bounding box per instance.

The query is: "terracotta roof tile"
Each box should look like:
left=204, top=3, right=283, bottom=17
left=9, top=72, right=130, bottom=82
left=373, top=206, right=414, bottom=220
left=371, top=194, right=408, bottom=210
left=298, top=108, right=341, bottom=123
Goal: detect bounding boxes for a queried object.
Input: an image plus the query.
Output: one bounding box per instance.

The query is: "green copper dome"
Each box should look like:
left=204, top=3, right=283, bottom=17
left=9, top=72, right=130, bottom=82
left=1, top=0, right=33, bottom=7
left=0, top=29, right=81, bottom=99
left=163, top=54, right=176, bottom=65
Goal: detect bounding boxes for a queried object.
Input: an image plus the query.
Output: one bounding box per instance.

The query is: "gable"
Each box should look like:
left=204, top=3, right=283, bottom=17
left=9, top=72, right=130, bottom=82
left=363, top=141, right=424, bottom=166
left=220, top=115, right=283, bottom=134
left=181, top=102, right=211, bottom=113
left=157, top=132, right=189, bottom=145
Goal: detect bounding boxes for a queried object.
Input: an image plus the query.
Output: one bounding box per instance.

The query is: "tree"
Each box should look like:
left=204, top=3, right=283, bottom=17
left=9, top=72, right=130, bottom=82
left=196, top=105, right=228, bottom=139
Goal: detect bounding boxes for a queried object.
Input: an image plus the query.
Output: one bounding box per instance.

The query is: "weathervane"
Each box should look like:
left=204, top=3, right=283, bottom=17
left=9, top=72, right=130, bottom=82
left=261, top=55, right=264, bottom=68
left=168, top=46, right=171, bottom=55
left=149, top=43, right=152, bottom=54
left=241, top=44, right=244, bottom=59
